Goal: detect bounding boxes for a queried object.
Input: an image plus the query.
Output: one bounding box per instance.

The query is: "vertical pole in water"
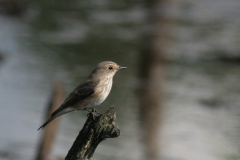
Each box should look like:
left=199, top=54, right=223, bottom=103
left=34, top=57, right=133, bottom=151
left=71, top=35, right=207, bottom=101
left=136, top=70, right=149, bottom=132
left=35, top=80, right=65, bottom=160
left=138, top=0, right=170, bottom=158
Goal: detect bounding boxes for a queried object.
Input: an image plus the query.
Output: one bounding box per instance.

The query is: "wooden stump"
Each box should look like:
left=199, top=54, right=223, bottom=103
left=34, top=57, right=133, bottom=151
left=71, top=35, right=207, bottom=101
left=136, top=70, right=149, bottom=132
left=65, top=106, right=120, bottom=160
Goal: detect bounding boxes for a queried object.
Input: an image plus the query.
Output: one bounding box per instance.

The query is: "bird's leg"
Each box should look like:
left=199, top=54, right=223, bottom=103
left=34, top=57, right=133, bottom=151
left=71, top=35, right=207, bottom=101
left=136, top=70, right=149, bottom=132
left=91, top=108, right=102, bottom=115
left=85, top=108, right=92, bottom=113
left=85, top=108, right=94, bottom=118
left=84, top=108, right=100, bottom=114
left=85, top=108, right=101, bottom=119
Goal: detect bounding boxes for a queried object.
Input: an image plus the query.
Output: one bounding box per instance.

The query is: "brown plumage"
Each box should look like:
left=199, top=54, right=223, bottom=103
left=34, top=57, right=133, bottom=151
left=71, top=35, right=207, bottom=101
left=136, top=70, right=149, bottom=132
left=38, top=61, right=127, bottom=130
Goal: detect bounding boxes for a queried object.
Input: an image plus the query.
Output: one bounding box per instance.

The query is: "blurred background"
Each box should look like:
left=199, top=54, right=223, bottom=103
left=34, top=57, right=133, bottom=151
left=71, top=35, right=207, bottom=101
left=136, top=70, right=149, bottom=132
left=0, top=0, right=240, bottom=160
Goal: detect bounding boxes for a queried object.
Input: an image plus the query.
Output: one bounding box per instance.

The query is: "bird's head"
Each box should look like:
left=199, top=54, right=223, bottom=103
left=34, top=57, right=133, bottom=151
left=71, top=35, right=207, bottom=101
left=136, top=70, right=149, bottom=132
left=90, top=61, right=127, bottom=79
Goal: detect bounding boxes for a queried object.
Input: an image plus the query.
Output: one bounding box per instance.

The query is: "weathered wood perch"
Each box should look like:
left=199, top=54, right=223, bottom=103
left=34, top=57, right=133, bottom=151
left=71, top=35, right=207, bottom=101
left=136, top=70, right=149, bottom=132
left=65, top=106, right=120, bottom=160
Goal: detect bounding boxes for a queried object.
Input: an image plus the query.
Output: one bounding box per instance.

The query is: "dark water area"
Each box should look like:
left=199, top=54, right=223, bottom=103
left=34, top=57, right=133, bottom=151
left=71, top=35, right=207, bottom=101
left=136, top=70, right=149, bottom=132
left=0, top=0, right=240, bottom=160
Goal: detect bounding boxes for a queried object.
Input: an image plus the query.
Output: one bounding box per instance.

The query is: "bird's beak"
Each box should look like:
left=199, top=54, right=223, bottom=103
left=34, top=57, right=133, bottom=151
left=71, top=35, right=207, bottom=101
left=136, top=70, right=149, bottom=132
left=118, top=66, right=127, bottom=70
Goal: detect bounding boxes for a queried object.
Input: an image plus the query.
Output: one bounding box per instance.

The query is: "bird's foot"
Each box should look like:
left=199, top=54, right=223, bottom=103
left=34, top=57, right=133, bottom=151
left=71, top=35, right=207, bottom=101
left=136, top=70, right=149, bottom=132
left=86, top=108, right=101, bottom=120
left=92, top=108, right=102, bottom=115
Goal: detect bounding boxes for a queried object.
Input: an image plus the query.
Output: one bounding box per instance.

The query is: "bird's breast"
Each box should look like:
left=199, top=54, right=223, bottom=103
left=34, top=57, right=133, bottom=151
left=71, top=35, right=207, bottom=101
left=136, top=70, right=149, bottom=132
left=85, top=78, right=113, bottom=108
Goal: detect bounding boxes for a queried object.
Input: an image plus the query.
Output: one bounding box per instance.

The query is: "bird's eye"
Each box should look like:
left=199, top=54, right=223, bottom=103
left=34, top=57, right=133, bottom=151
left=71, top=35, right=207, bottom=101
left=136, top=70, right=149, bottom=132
left=109, top=66, right=113, bottom=70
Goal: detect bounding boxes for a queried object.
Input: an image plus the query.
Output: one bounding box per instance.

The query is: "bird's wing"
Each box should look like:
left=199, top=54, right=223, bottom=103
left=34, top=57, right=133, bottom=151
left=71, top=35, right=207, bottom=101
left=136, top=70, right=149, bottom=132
left=51, top=79, right=99, bottom=117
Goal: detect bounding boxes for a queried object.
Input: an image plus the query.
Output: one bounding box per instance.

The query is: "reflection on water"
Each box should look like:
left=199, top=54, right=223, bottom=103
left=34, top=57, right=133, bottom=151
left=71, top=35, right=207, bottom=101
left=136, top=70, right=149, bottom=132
left=0, top=0, right=240, bottom=160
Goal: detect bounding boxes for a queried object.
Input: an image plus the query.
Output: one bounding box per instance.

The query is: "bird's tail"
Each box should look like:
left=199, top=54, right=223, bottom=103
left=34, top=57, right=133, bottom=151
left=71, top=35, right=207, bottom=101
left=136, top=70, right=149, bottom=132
left=38, top=108, right=74, bottom=130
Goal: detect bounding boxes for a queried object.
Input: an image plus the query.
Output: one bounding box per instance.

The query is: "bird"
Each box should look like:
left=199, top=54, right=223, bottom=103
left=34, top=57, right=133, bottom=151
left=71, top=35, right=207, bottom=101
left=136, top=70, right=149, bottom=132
left=38, top=61, right=127, bottom=130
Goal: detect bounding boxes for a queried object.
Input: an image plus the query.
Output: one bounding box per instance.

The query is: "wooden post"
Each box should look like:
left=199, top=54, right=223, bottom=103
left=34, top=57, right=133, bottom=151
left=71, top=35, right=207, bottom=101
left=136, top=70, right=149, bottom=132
left=65, top=106, right=120, bottom=160
left=36, top=80, right=65, bottom=160
left=138, top=0, right=169, bottom=158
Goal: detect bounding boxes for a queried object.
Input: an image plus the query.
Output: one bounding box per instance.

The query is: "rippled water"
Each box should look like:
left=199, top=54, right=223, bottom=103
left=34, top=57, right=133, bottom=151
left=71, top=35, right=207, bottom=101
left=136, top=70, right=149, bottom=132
left=0, top=0, right=240, bottom=160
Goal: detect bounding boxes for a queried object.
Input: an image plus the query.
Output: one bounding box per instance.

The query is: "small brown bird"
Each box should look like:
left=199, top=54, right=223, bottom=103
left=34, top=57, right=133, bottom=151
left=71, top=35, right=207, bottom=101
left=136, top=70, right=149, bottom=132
left=38, top=61, right=127, bottom=130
